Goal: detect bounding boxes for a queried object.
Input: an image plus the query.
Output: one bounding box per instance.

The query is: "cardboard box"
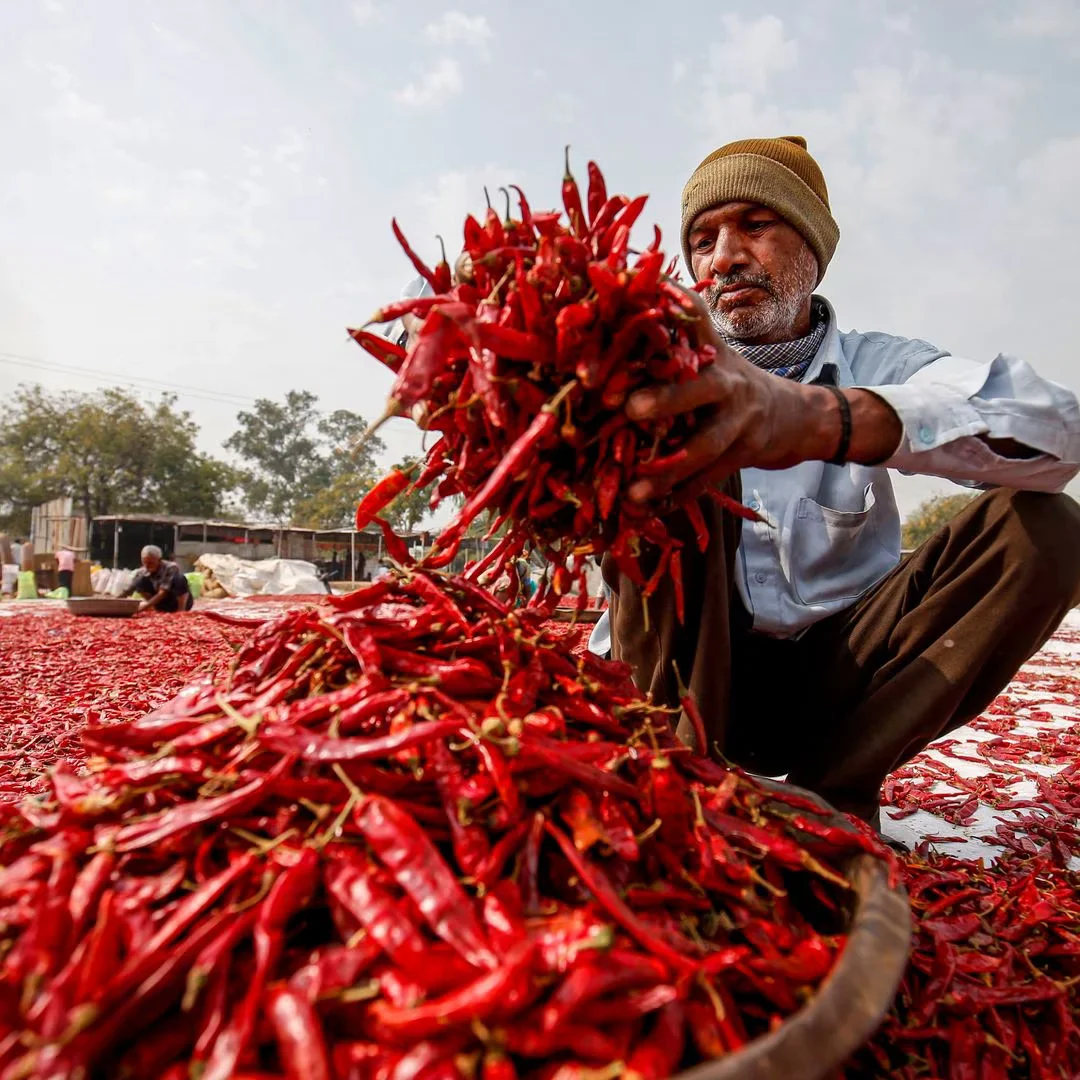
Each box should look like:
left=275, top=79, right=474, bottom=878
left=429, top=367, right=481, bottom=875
left=72, top=560, right=92, bottom=597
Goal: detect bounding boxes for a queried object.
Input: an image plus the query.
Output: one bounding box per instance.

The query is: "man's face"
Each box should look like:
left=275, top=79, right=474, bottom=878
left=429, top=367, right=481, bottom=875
left=688, top=202, right=818, bottom=345
left=142, top=552, right=161, bottom=573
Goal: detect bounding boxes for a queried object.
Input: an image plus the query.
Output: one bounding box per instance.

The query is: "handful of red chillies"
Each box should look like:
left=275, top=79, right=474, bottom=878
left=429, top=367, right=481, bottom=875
left=351, top=152, right=759, bottom=614
left=0, top=571, right=889, bottom=1079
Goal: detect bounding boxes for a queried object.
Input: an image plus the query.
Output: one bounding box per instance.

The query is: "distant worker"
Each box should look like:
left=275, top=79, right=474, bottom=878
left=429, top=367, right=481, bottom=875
left=127, top=545, right=193, bottom=613
left=490, top=559, right=537, bottom=607
left=56, top=547, right=76, bottom=594
left=10, top=539, right=24, bottom=572
left=515, top=559, right=538, bottom=604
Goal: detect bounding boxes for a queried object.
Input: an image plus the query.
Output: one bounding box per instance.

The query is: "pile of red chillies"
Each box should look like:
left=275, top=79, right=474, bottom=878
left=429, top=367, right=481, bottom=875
left=350, top=153, right=758, bottom=615
left=0, top=570, right=889, bottom=1079
left=846, top=851, right=1080, bottom=1078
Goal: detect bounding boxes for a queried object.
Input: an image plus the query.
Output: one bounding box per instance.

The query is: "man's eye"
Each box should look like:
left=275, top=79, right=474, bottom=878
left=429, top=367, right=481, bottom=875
left=694, top=238, right=712, bottom=251
left=747, top=220, right=771, bottom=233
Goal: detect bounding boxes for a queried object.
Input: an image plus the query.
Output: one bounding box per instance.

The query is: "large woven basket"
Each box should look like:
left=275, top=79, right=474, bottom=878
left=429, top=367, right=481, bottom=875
left=674, top=781, right=911, bottom=1080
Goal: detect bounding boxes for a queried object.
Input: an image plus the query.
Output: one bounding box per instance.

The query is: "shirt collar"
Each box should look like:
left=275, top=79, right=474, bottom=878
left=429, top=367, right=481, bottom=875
left=721, top=298, right=830, bottom=379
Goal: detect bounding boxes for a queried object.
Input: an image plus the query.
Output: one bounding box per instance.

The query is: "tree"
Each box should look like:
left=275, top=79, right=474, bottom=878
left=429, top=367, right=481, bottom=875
left=224, top=392, right=384, bottom=524
left=0, top=385, right=237, bottom=530
left=294, top=458, right=437, bottom=533
left=292, top=472, right=378, bottom=531
left=901, top=492, right=977, bottom=550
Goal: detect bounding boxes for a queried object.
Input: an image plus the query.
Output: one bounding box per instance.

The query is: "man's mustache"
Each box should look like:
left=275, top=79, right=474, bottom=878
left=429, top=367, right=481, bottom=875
left=704, top=273, right=775, bottom=306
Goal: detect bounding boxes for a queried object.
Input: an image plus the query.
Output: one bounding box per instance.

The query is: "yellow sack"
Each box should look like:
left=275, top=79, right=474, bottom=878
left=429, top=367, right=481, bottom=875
left=16, top=572, right=37, bottom=600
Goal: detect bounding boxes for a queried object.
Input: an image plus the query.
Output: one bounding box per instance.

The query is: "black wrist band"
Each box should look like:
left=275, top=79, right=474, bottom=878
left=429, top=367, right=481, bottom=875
left=823, top=385, right=852, bottom=465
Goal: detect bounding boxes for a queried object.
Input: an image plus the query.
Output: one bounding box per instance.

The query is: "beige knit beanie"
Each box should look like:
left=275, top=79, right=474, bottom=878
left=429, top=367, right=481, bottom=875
left=680, top=136, right=839, bottom=283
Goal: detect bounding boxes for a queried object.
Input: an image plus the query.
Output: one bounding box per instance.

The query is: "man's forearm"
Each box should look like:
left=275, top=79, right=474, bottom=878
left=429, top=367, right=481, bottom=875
left=810, top=388, right=1044, bottom=466
left=981, top=437, right=1043, bottom=460
left=801, top=386, right=903, bottom=465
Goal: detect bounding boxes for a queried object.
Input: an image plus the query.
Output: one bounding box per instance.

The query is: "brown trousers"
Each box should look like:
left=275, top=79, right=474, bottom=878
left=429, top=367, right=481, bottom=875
left=604, top=484, right=1080, bottom=821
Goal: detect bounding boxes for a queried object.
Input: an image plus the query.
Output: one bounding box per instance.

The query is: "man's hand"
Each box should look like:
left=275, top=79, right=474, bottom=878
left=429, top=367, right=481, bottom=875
left=138, top=587, right=168, bottom=614
left=625, top=302, right=903, bottom=503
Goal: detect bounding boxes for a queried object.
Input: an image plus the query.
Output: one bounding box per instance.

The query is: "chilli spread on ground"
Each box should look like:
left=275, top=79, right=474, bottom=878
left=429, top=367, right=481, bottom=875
left=0, top=609, right=249, bottom=803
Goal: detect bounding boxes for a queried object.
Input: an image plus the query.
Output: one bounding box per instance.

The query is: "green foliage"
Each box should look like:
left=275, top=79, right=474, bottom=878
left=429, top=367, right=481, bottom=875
left=901, top=492, right=977, bottom=550
left=225, top=393, right=385, bottom=525
left=0, top=385, right=237, bottom=527
left=0, top=384, right=429, bottom=537
left=292, top=472, right=376, bottom=531
left=296, top=458, right=437, bottom=534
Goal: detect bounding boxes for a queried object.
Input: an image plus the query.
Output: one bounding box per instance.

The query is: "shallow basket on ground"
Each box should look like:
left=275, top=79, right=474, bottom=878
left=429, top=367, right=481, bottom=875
left=675, top=780, right=911, bottom=1080
left=64, top=597, right=141, bottom=618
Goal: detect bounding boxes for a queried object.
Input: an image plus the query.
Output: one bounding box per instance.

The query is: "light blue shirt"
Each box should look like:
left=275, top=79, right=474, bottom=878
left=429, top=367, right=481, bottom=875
left=589, top=295, right=1080, bottom=652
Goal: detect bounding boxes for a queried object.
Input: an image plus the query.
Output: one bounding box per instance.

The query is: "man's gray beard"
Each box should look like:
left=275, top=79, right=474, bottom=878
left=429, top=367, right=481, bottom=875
left=707, top=293, right=795, bottom=342
left=703, top=250, right=818, bottom=344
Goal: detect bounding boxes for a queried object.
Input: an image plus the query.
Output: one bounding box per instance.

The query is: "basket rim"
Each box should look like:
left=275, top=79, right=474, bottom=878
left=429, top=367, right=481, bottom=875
left=671, top=782, right=912, bottom=1080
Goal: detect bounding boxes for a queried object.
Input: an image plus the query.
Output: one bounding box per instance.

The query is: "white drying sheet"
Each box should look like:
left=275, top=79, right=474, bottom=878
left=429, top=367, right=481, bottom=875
left=194, top=554, right=324, bottom=597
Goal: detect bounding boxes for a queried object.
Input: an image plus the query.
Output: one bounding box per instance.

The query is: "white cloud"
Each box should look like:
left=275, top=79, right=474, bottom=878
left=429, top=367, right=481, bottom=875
left=394, top=57, right=463, bottom=109
left=705, top=14, right=798, bottom=95
left=672, top=59, right=687, bottom=84
left=236, top=177, right=273, bottom=214
left=36, top=61, right=155, bottom=144
left=854, top=0, right=913, bottom=35
left=547, top=90, right=576, bottom=126
left=44, top=63, right=74, bottom=91
left=424, top=12, right=493, bottom=49
left=101, top=186, right=144, bottom=206
left=695, top=51, right=1022, bottom=221
left=273, top=127, right=306, bottom=172
left=151, top=22, right=197, bottom=55
left=994, top=0, right=1080, bottom=44
left=407, top=164, right=521, bottom=253
left=350, top=0, right=381, bottom=25
left=1015, top=134, right=1080, bottom=201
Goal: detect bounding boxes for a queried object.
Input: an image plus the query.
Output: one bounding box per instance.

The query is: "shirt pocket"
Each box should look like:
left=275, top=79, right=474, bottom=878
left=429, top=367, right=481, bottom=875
left=788, top=483, right=897, bottom=608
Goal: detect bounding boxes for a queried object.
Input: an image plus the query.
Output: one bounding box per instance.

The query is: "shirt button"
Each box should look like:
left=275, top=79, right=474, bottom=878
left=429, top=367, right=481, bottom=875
left=748, top=499, right=761, bottom=512
left=919, top=426, right=934, bottom=445
left=754, top=572, right=767, bottom=584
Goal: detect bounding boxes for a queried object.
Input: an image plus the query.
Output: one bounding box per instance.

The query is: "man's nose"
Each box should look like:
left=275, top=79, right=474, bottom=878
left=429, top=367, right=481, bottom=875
left=708, top=228, right=750, bottom=280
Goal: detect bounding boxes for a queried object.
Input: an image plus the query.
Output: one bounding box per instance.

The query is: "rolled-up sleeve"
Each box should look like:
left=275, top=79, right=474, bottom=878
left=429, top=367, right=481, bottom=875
left=858, top=350, right=1080, bottom=492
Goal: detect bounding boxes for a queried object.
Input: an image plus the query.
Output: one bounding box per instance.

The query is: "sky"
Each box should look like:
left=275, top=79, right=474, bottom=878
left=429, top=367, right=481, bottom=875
left=2, top=0, right=1079, bottom=517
